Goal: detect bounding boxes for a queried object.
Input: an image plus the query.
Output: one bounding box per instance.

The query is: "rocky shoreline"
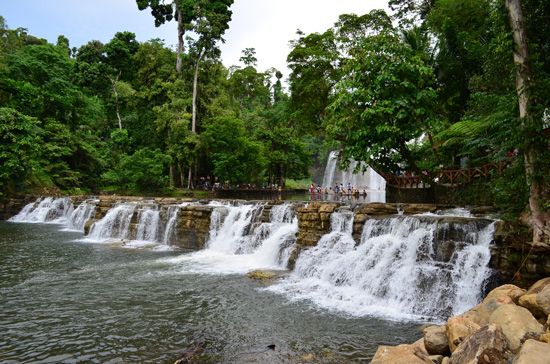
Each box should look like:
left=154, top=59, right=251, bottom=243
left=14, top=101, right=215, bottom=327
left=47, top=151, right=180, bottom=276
left=371, top=277, right=550, bottom=363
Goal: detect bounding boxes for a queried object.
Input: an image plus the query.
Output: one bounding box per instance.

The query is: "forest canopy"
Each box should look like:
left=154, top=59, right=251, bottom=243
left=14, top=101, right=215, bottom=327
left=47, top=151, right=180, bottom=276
left=0, top=1, right=548, bottom=239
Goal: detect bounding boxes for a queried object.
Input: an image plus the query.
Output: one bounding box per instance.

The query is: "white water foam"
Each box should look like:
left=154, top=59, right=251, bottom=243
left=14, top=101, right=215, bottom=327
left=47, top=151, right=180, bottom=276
left=9, top=197, right=73, bottom=224
left=65, top=200, right=97, bottom=232
left=84, top=203, right=136, bottom=243
left=268, top=214, right=495, bottom=321
left=135, top=206, right=161, bottom=242
left=162, top=203, right=298, bottom=274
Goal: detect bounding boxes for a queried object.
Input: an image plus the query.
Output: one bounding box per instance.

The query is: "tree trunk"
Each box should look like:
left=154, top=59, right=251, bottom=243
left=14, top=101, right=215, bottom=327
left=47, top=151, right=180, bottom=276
left=109, top=74, right=123, bottom=130
left=505, top=0, right=548, bottom=245
left=192, top=51, right=203, bottom=133
left=187, top=166, right=193, bottom=189
left=179, top=164, right=185, bottom=188
left=169, top=165, right=175, bottom=188
left=176, top=8, right=184, bottom=74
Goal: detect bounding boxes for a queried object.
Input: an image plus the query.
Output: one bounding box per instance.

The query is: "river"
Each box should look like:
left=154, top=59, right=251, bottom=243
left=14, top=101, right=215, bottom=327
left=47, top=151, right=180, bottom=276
left=0, top=221, right=421, bottom=363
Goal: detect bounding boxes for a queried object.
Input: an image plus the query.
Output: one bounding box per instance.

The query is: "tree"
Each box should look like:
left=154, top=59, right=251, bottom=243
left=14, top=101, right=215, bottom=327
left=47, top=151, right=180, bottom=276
left=505, top=0, right=549, bottom=244
left=136, top=0, right=233, bottom=74
left=102, top=147, right=171, bottom=192
left=327, top=16, right=436, bottom=174
left=287, top=29, right=339, bottom=135
left=0, top=108, right=41, bottom=196
left=201, top=115, right=266, bottom=184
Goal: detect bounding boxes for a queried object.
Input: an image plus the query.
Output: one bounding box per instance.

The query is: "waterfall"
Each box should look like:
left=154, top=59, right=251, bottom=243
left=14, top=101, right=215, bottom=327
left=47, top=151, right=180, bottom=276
left=163, top=203, right=298, bottom=273
left=269, top=214, right=496, bottom=321
left=162, top=205, right=182, bottom=246
left=9, top=197, right=73, bottom=224
left=86, top=203, right=136, bottom=242
left=135, top=206, right=161, bottom=242
left=206, top=204, right=264, bottom=254
left=66, top=200, right=97, bottom=232
left=239, top=204, right=298, bottom=267
left=321, top=150, right=386, bottom=197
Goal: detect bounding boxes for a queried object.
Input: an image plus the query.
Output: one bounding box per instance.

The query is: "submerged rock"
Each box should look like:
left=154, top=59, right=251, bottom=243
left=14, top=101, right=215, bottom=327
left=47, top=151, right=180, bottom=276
left=246, top=270, right=281, bottom=282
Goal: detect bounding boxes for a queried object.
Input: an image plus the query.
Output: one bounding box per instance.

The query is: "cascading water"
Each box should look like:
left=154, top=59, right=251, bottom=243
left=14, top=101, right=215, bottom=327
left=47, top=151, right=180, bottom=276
left=163, top=203, right=298, bottom=273
left=66, top=200, right=97, bottom=232
left=206, top=203, right=264, bottom=254
left=321, top=151, right=386, bottom=192
left=9, top=197, right=73, bottom=224
left=238, top=204, right=298, bottom=267
left=269, top=214, right=496, bottom=321
left=86, top=203, right=136, bottom=242
left=135, top=206, right=161, bottom=242
left=162, top=205, right=183, bottom=246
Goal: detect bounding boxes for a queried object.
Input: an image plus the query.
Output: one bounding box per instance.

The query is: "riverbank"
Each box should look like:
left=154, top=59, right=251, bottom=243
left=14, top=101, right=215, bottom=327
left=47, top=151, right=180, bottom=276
left=370, top=277, right=550, bottom=364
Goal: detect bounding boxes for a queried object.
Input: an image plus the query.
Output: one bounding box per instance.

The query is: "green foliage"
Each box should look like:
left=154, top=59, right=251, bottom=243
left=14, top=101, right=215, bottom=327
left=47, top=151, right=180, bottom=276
left=0, top=108, right=41, bottom=196
left=102, top=148, right=171, bottom=192
left=201, top=116, right=266, bottom=183
left=327, top=16, right=436, bottom=171
left=1, top=0, right=547, bottom=210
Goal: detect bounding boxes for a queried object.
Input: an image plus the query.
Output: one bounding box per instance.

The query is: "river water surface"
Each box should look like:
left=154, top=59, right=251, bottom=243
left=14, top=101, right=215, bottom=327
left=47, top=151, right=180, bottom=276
left=0, top=221, right=421, bottom=363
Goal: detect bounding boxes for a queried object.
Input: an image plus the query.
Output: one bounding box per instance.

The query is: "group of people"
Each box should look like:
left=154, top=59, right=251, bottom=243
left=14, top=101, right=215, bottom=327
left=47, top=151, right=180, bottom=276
left=309, top=182, right=368, bottom=197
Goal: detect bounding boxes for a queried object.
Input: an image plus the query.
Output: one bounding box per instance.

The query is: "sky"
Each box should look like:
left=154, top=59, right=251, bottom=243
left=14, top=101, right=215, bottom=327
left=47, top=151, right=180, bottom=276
left=1, top=0, right=388, bottom=77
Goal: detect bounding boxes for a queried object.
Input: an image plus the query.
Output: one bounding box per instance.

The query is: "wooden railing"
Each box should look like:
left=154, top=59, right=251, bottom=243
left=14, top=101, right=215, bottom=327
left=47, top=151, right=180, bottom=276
left=382, top=160, right=510, bottom=189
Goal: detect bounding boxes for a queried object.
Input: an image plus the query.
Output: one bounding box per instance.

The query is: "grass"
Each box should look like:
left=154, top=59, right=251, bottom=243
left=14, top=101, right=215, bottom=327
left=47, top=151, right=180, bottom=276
left=285, top=178, right=312, bottom=189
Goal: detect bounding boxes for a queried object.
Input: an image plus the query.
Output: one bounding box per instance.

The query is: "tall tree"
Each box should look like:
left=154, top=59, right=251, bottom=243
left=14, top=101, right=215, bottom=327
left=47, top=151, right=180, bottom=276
left=505, top=0, right=549, bottom=244
left=327, top=11, right=436, bottom=174
left=136, top=0, right=233, bottom=74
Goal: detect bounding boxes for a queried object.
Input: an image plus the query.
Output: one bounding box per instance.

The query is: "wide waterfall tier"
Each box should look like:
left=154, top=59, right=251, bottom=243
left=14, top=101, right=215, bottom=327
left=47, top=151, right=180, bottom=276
left=321, top=150, right=386, bottom=191
left=163, top=203, right=299, bottom=273
left=269, top=213, right=496, bottom=321
left=9, top=197, right=74, bottom=224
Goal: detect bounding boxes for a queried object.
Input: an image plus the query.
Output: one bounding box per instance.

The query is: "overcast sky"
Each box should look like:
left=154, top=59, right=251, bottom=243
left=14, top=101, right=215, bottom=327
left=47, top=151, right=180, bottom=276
left=2, top=0, right=388, bottom=77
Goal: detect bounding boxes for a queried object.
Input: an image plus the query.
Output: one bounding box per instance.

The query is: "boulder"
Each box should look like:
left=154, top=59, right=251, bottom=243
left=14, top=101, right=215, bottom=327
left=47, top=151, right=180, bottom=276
left=423, top=325, right=450, bottom=356
left=484, top=284, right=526, bottom=304
left=449, top=324, right=507, bottom=364
left=539, top=333, right=550, bottom=344
left=538, top=286, right=550, bottom=316
left=518, top=293, right=545, bottom=318
left=525, top=277, right=550, bottom=295
left=371, top=339, right=432, bottom=364
left=462, top=285, right=527, bottom=326
left=519, top=280, right=550, bottom=318
left=446, top=316, right=481, bottom=352
left=512, top=339, right=550, bottom=364
left=489, top=304, right=544, bottom=352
